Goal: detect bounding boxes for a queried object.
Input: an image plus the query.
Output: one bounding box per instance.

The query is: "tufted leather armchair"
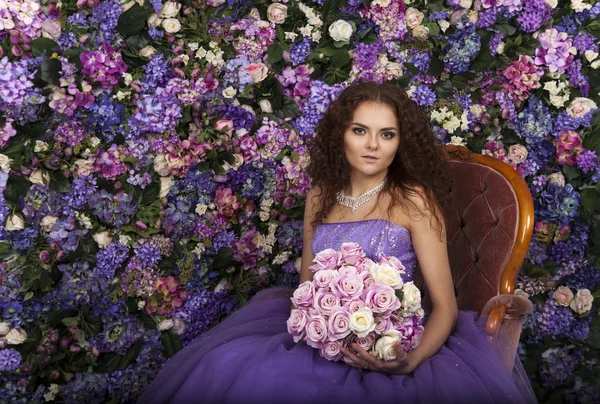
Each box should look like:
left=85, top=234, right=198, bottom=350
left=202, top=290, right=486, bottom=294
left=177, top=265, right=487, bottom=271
left=418, top=145, right=535, bottom=373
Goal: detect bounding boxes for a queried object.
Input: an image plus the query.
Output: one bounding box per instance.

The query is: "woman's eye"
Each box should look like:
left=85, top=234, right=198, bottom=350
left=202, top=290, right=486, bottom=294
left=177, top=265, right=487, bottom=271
left=352, top=128, right=365, bottom=134
left=382, top=132, right=395, bottom=139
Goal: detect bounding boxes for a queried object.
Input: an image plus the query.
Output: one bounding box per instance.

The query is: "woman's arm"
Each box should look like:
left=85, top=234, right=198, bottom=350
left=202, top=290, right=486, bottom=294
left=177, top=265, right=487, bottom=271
left=403, top=191, right=458, bottom=369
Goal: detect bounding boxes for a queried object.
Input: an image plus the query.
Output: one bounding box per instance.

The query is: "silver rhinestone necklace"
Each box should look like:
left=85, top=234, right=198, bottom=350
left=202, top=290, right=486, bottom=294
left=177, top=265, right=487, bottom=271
left=336, top=177, right=387, bottom=214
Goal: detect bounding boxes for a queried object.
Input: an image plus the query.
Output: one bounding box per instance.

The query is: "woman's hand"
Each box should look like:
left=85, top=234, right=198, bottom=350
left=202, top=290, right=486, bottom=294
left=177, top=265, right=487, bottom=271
left=340, top=342, right=418, bottom=375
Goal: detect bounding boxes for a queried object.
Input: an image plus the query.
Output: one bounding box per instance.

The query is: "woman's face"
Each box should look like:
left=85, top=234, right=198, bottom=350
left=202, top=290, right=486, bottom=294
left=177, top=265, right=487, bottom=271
left=343, top=101, right=400, bottom=179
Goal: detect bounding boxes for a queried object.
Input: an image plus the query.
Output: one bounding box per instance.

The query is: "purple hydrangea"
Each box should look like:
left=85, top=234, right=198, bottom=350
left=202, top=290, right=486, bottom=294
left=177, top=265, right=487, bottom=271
left=411, top=85, right=436, bottom=107
left=290, top=37, right=312, bottom=66
left=516, top=0, right=553, bottom=33
left=443, top=24, right=481, bottom=74
left=0, top=349, right=22, bottom=372
left=94, top=242, right=130, bottom=278
left=536, top=182, right=580, bottom=226
left=131, top=88, right=183, bottom=135
left=90, top=190, right=138, bottom=229
left=90, top=0, right=122, bottom=44
left=80, top=43, right=128, bottom=90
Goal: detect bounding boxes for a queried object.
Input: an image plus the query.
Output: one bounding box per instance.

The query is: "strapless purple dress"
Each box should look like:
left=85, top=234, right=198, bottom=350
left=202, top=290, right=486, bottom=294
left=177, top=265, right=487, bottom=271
left=139, top=219, right=537, bottom=404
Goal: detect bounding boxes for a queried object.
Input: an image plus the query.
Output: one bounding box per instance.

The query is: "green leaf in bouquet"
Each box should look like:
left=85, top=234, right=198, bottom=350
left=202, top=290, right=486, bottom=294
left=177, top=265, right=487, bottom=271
left=140, top=181, right=160, bottom=206
left=82, top=311, right=103, bottom=336
left=116, top=3, right=150, bottom=36
left=49, top=171, right=72, bottom=193
left=426, top=52, right=444, bottom=77
left=395, top=289, right=404, bottom=301
left=360, top=32, right=378, bottom=44
left=332, top=49, right=351, bottom=68
left=273, top=95, right=301, bottom=119
left=35, top=58, right=61, bottom=86
left=160, top=331, right=183, bottom=358
left=268, top=43, right=284, bottom=64
left=139, top=312, right=157, bottom=330
left=213, top=247, right=233, bottom=269
left=62, top=316, right=80, bottom=327
left=47, top=309, right=79, bottom=327
left=5, top=174, right=31, bottom=206
left=96, top=341, right=143, bottom=373
left=30, top=37, right=59, bottom=57
left=500, top=127, right=521, bottom=145
left=62, top=48, right=85, bottom=70
left=562, top=164, right=580, bottom=181
left=434, top=80, right=453, bottom=98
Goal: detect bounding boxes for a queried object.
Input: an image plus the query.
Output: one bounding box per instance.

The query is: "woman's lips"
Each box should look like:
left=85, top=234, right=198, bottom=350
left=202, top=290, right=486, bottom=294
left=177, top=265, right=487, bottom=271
left=362, top=156, right=378, bottom=162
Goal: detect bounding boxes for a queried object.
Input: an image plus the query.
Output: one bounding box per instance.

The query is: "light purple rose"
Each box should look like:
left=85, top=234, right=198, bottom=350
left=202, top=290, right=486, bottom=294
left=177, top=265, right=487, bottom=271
left=314, top=290, right=341, bottom=316
left=345, top=300, right=366, bottom=313
left=313, top=248, right=342, bottom=271
left=397, top=315, right=425, bottom=349
left=340, top=242, right=364, bottom=265
left=349, top=333, right=376, bottom=351
left=338, top=265, right=359, bottom=276
left=320, top=340, right=344, bottom=361
left=331, top=273, right=364, bottom=300
left=287, top=309, right=309, bottom=343
left=291, top=281, right=314, bottom=308
left=327, top=308, right=352, bottom=340
left=313, top=269, right=339, bottom=289
left=364, top=284, right=401, bottom=315
left=374, top=316, right=394, bottom=335
left=378, top=255, right=406, bottom=272
left=356, top=258, right=375, bottom=273
left=306, top=315, right=328, bottom=349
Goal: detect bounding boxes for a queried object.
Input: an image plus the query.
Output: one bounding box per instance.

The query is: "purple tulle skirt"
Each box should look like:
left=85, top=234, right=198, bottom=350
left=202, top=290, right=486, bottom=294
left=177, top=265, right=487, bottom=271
left=139, top=286, right=537, bottom=404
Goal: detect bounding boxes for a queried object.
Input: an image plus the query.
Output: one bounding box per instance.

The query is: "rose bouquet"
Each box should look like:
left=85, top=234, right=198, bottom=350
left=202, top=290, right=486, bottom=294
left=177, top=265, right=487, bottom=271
left=287, top=242, right=425, bottom=363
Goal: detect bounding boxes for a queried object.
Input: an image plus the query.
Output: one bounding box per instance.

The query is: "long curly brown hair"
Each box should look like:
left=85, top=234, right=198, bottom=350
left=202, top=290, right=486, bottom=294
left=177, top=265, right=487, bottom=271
left=306, top=80, right=452, bottom=240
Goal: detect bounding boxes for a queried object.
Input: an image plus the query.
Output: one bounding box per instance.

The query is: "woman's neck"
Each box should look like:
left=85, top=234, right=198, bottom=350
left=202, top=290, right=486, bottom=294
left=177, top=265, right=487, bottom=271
left=344, top=171, right=388, bottom=197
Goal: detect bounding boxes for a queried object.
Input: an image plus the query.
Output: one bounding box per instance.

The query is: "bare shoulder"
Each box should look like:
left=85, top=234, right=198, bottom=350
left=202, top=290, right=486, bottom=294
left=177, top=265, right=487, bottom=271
left=389, top=185, right=440, bottom=232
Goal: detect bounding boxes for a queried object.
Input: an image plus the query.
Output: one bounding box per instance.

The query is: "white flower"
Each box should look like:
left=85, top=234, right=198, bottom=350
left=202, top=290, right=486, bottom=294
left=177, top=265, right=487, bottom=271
left=73, top=159, right=94, bottom=178
left=299, top=24, right=313, bottom=37
left=162, top=18, right=181, bottom=34
left=41, top=19, right=62, bottom=40
left=196, top=47, right=208, bottom=59
left=369, top=263, right=404, bottom=289
left=122, top=72, right=133, bottom=86
left=311, top=31, right=322, bottom=42
left=119, top=235, right=132, bottom=245
left=449, top=136, right=467, bottom=147
left=158, top=319, right=175, bottom=331
left=372, top=0, right=391, bottom=6
left=543, top=80, right=558, bottom=94
left=571, top=0, right=592, bottom=12
left=592, top=60, right=600, bottom=69
left=114, top=90, right=131, bottom=101
left=328, top=19, right=354, bottom=42
left=40, top=215, right=58, bottom=232
left=412, top=25, right=429, bottom=40
left=404, top=8, right=424, bottom=28
left=5, top=328, right=27, bottom=345
left=548, top=172, right=565, bottom=186
left=0, top=153, right=12, bottom=172
left=188, top=42, right=199, bottom=51
left=567, top=97, right=597, bottom=118
left=221, top=86, right=237, bottom=99
left=549, top=94, right=569, bottom=108
left=0, top=321, right=10, bottom=335
left=139, top=45, right=157, bottom=58
left=273, top=251, right=292, bottom=265
left=193, top=242, right=206, bottom=257
left=160, top=1, right=181, bottom=18
left=259, top=211, right=270, bottom=221
left=195, top=203, right=208, bottom=215
left=402, top=282, right=422, bottom=313
left=137, top=300, right=146, bottom=310
left=570, top=289, right=594, bottom=314
left=159, top=177, right=172, bottom=198
left=148, top=13, right=162, bottom=28
left=544, top=0, right=558, bottom=7
left=180, top=54, right=189, bottom=66
left=385, top=62, right=403, bottom=80
left=259, top=99, right=273, bottom=113
left=76, top=212, right=93, bottom=229
left=29, top=169, right=49, bottom=185
left=459, top=0, right=473, bottom=7
left=267, top=3, right=287, bottom=24
left=154, top=154, right=170, bottom=176
left=584, top=50, right=598, bottom=62
left=438, top=20, right=450, bottom=32
left=34, top=140, right=49, bottom=153
left=496, top=42, right=505, bottom=55
left=372, top=329, right=402, bottom=361
left=93, top=231, right=113, bottom=248
left=6, top=214, right=25, bottom=231
left=349, top=307, right=376, bottom=338
left=285, top=31, right=298, bottom=41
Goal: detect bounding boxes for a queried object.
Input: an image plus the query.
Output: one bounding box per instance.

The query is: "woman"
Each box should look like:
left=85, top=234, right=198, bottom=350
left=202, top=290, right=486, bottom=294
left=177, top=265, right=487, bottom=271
left=139, top=81, right=537, bottom=403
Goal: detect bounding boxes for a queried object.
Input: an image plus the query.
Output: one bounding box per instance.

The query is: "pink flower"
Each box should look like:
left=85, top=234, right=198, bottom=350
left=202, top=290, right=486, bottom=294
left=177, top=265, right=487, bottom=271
left=313, top=269, right=339, bottom=288
left=320, top=340, right=344, bottom=361
left=313, top=248, right=342, bottom=271
left=305, top=315, right=328, bottom=349
left=327, top=308, right=352, bottom=340
left=348, top=333, right=376, bottom=351
left=374, top=316, right=394, bottom=335
left=378, top=256, right=406, bottom=273
left=287, top=309, right=309, bottom=343
left=331, top=273, right=364, bottom=300
left=569, top=289, right=593, bottom=314
left=243, top=62, right=269, bottom=83
left=291, top=281, right=314, bottom=308
left=214, top=119, right=234, bottom=134
left=345, top=300, right=366, bottom=313
left=339, top=242, right=364, bottom=265
left=214, top=187, right=241, bottom=219
left=502, top=56, right=543, bottom=101
left=553, top=286, right=574, bottom=307
left=313, top=290, right=341, bottom=316
left=364, top=284, right=401, bottom=315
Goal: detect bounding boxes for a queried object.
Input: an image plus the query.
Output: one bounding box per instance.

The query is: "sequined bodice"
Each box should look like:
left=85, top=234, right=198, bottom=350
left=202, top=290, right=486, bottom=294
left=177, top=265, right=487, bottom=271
left=311, top=219, right=418, bottom=283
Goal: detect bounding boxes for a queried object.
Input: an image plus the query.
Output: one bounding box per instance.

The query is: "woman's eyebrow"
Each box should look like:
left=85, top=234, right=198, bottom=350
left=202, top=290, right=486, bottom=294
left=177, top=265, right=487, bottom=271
left=351, top=122, right=398, bottom=132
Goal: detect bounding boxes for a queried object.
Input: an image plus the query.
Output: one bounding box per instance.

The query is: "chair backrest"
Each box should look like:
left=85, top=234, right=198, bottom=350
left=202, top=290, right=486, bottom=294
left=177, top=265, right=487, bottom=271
left=418, top=145, right=534, bottom=314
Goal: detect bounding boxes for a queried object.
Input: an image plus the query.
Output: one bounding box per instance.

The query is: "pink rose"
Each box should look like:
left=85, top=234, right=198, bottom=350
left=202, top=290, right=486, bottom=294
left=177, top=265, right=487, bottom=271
left=339, top=242, right=364, bottom=265
left=570, top=289, right=594, bottom=314
left=331, top=273, right=364, bottom=300
left=215, top=119, right=234, bottom=134
left=313, top=249, right=342, bottom=271
left=305, top=315, right=328, bottom=349
left=348, top=333, right=375, bottom=351
left=553, top=286, right=574, bottom=307
left=364, top=284, right=401, bottom=316
left=244, top=63, right=269, bottom=83
left=327, top=308, right=352, bottom=340
left=374, top=316, right=394, bottom=335
left=378, top=256, right=406, bottom=272
left=314, top=290, right=341, bottom=316
left=345, top=300, right=366, bottom=313
left=320, top=340, right=344, bottom=361
left=287, top=309, right=308, bottom=343
left=356, top=258, right=375, bottom=273
left=313, top=269, right=338, bottom=289
left=338, top=265, right=359, bottom=276
left=291, top=281, right=314, bottom=308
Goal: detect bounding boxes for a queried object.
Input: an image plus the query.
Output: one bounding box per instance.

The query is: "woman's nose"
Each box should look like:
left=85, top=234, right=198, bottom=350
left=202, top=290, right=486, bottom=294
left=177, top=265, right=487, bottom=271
left=366, top=135, right=378, bottom=150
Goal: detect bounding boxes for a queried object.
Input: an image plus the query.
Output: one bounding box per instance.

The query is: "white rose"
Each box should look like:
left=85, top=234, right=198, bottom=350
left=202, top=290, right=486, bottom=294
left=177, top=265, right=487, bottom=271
left=158, top=319, right=174, bottom=331
left=592, top=60, right=600, bottom=69
left=372, top=329, right=402, bottom=361
left=402, top=282, right=422, bottom=313
left=159, top=177, right=172, bottom=198
left=449, top=136, right=467, bottom=147
left=267, top=3, right=288, bottom=24
left=41, top=19, right=62, bottom=40
left=154, top=154, right=170, bottom=177
left=93, top=231, right=113, bottom=248
left=570, top=289, right=594, bottom=314
left=6, top=214, right=25, bottom=231
left=172, top=318, right=186, bottom=335
left=258, top=99, right=273, bottom=113
left=567, top=97, right=597, bottom=118
left=412, top=25, right=429, bottom=40
left=139, top=45, right=157, bottom=58
left=0, top=322, right=10, bottom=335
left=571, top=0, right=592, bottom=12
left=195, top=203, right=208, bottom=215
left=544, top=0, right=558, bottom=7
left=328, top=20, right=354, bottom=42
left=548, top=172, right=565, bottom=187
left=34, top=140, right=49, bottom=153
left=160, top=1, right=181, bottom=18
left=222, top=86, right=237, bottom=99
left=40, top=215, right=58, bottom=232
left=148, top=13, right=162, bottom=28
left=385, top=62, right=403, bottom=79
left=188, top=42, right=199, bottom=51
left=72, top=159, right=93, bottom=178
left=369, top=263, right=403, bottom=289
left=584, top=50, right=598, bottom=62
left=459, top=0, right=473, bottom=7
left=550, top=94, right=568, bottom=108
left=348, top=306, right=376, bottom=338
left=543, top=80, right=558, bottom=93
left=553, top=285, right=575, bottom=307
left=285, top=32, right=298, bottom=41
left=162, top=18, right=181, bottom=34
left=497, top=42, right=505, bottom=55
left=5, top=328, right=27, bottom=345
left=507, top=144, right=528, bottom=164
left=0, top=153, right=12, bottom=172
left=405, top=8, right=424, bottom=28
left=29, top=169, right=49, bottom=185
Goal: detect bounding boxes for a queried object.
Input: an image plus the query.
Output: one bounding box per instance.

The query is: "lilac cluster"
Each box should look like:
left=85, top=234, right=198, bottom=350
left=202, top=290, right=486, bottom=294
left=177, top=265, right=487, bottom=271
left=175, top=287, right=236, bottom=344
left=53, top=119, right=87, bottom=147
left=536, top=182, right=580, bottom=226
left=141, top=54, right=172, bottom=92
left=59, top=373, right=110, bottom=404
left=66, top=175, right=97, bottom=210
left=442, top=24, right=481, bottom=74
left=6, top=228, right=38, bottom=254
left=576, top=150, right=599, bottom=175
left=94, top=241, right=130, bottom=279
left=205, top=230, right=236, bottom=255
left=134, top=244, right=162, bottom=268
left=536, top=297, right=591, bottom=341
left=80, top=43, right=128, bottom=90
left=553, top=110, right=596, bottom=132
left=475, top=8, right=498, bottom=29
left=566, top=60, right=589, bottom=97
left=509, top=96, right=553, bottom=145
left=131, top=88, right=183, bottom=135
left=412, top=85, right=436, bottom=107
left=0, top=349, right=21, bottom=372
left=554, top=15, right=578, bottom=35
left=488, top=31, right=505, bottom=56
left=216, top=103, right=258, bottom=132
left=91, top=316, right=145, bottom=355
left=0, top=57, right=45, bottom=126
left=539, top=346, right=581, bottom=389
left=548, top=221, right=588, bottom=266
left=90, top=0, right=122, bottom=44
left=162, top=200, right=197, bottom=240
left=90, top=190, right=137, bottom=229
left=290, top=37, right=312, bottom=66
left=516, top=0, right=553, bottom=33
left=564, top=263, right=600, bottom=291
left=275, top=220, right=303, bottom=253
left=352, top=40, right=382, bottom=71
left=82, top=93, right=125, bottom=142
left=55, top=261, right=111, bottom=309
left=47, top=217, right=88, bottom=253
left=573, top=32, right=599, bottom=54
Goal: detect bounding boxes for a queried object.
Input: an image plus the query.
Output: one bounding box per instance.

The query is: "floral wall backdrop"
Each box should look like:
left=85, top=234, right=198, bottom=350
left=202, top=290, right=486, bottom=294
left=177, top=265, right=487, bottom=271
left=0, top=0, right=599, bottom=401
